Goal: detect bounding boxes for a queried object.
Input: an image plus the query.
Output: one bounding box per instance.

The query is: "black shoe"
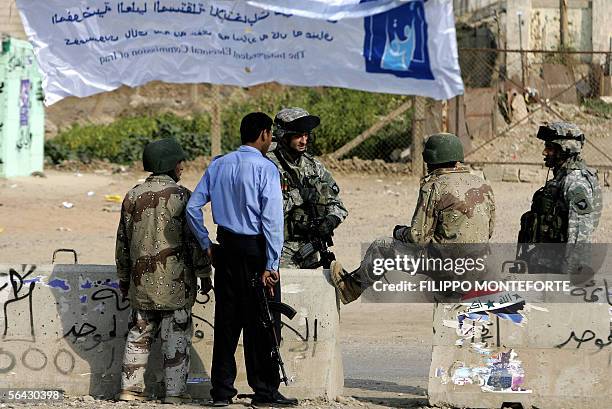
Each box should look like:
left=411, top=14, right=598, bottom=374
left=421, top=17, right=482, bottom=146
left=251, top=392, right=298, bottom=407
left=210, top=398, right=232, bottom=407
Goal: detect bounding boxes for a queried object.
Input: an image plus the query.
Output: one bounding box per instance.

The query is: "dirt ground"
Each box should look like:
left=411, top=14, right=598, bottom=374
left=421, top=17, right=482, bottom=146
left=1, top=167, right=611, bottom=409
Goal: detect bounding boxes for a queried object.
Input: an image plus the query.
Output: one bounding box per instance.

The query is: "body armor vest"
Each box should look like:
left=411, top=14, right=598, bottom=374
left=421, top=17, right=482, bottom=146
left=274, top=150, right=321, bottom=242
left=523, top=175, right=568, bottom=243
left=519, top=159, right=598, bottom=244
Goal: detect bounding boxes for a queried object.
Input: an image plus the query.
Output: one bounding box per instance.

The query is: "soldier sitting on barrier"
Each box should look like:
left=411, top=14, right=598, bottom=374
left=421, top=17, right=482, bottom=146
left=115, top=138, right=211, bottom=404
left=329, top=133, right=496, bottom=304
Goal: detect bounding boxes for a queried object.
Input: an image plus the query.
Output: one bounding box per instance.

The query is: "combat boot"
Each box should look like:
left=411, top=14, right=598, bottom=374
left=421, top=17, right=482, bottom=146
left=330, top=261, right=363, bottom=304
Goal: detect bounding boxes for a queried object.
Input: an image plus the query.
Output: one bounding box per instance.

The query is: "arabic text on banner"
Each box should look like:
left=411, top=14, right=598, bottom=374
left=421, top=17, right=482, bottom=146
left=16, top=0, right=464, bottom=105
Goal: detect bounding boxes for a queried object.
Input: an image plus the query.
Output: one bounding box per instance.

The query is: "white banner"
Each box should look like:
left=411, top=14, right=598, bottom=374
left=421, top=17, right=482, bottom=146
left=246, top=0, right=411, bottom=20
left=17, top=0, right=463, bottom=105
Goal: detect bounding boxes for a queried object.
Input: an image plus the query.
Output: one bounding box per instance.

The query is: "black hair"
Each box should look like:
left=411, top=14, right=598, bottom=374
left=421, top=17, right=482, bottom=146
left=240, top=112, right=273, bottom=144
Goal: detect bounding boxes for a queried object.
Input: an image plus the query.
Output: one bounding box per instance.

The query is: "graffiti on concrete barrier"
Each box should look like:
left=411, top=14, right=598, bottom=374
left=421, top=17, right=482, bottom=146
left=0, top=346, right=76, bottom=375
left=556, top=329, right=612, bottom=350
left=555, top=307, right=612, bottom=350
left=1, top=263, right=337, bottom=399
left=0, top=266, right=129, bottom=377
left=1, top=265, right=37, bottom=342
left=283, top=316, right=322, bottom=359
left=0, top=265, right=220, bottom=379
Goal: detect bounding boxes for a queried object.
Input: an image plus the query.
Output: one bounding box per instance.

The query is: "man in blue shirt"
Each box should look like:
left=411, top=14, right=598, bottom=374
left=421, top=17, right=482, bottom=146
left=187, top=112, right=296, bottom=407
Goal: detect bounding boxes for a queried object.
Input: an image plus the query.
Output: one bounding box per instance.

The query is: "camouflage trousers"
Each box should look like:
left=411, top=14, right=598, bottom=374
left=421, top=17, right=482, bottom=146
left=280, top=240, right=319, bottom=269
left=339, top=237, right=490, bottom=304
left=353, top=237, right=490, bottom=282
left=121, top=308, right=192, bottom=397
left=353, top=237, right=418, bottom=286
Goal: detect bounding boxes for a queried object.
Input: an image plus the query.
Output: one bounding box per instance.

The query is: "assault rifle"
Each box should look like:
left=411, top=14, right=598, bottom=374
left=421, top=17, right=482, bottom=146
left=292, top=218, right=336, bottom=269
left=252, top=277, right=297, bottom=386
left=273, top=149, right=337, bottom=269
left=504, top=211, right=534, bottom=274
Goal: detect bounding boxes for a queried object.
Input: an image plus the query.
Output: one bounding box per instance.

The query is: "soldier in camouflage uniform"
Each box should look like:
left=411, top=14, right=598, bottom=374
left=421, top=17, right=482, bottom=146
left=267, top=107, right=348, bottom=269
left=517, top=122, right=602, bottom=274
left=115, top=138, right=211, bottom=404
left=330, top=133, right=496, bottom=304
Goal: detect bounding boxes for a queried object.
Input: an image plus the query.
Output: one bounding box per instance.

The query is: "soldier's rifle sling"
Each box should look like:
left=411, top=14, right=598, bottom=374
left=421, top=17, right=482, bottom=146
left=273, top=149, right=304, bottom=191
left=274, top=150, right=337, bottom=269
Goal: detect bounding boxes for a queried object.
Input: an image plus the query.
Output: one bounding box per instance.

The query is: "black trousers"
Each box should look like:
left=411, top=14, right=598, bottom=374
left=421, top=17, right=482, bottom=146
left=210, top=227, right=281, bottom=401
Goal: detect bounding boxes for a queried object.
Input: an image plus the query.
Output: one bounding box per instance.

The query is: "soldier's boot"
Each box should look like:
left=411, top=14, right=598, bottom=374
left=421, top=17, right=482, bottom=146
left=116, top=390, right=149, bottom=402
left=330, top=261, right=363, bottom=304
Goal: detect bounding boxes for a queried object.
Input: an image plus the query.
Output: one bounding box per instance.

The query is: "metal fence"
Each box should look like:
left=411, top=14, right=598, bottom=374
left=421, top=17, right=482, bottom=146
left=293, top=48, right=612, bottom=174
left=454, top=48, right=612, bottom=169
left=51, top=48, right=610, bottom=175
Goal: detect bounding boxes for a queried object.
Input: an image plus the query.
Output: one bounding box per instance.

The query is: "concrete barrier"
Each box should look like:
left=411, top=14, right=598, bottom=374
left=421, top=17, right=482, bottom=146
left=0, top=263, right=342, bottom=400
left=428, top=298, right=612, bottom=409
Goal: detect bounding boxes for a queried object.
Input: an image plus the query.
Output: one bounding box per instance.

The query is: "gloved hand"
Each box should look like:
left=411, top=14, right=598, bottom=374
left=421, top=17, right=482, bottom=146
left=119, top=280, right=130, bottom=299
left=393, top=225, right=408, bottom=241
left=200, top=277, right=213, bottom=295
left=299, top=186, right=319, bottom=204
left=317, top=215, right=341, bottom=237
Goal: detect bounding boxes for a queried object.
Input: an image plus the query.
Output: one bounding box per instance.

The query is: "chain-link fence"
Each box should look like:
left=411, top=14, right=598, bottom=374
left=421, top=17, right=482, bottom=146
left=45, top=48, right=612, bottom=175
left=306, top=48, right=612, bottom=175
left=205, top=85, right=416, bottom=175
left=454, top=48, right=612, bottom=169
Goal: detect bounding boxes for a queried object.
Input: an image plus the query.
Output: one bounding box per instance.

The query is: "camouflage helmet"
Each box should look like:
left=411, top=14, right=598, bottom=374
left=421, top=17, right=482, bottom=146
left=422, top=133, right=464, bottom=164
left=273, top=107, right=320, bottom=140
left=142, top=138, right=186, bottom=173
left=537, top=122, right=584, bottom=154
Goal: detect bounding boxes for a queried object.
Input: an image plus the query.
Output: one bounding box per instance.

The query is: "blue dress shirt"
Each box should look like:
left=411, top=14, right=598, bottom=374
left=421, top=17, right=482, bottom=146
left=187, top=145, right=284, bottom=271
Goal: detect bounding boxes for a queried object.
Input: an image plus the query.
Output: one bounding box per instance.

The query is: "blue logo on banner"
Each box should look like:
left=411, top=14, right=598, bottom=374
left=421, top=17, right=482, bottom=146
left=363, top=1, right=434, bottom=79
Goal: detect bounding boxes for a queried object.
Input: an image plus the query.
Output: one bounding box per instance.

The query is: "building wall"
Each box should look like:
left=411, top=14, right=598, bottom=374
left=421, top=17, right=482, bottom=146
left=456, top=0, right=608, bottom=53
left=0, top=2, right=208, bottom=134
left=530, top=0, right=592, bottom=52
left=454, top=0, right=503, bottom=17
left=591, top=0, right=611, bottom=64
left=503, top=0, right=609, bottom=78
left=0, top=0, right=27, bottom=39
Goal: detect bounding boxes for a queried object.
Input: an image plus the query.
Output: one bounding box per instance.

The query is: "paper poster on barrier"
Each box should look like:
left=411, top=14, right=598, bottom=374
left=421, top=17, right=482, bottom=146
left=16, top=0, right=464, bottom=105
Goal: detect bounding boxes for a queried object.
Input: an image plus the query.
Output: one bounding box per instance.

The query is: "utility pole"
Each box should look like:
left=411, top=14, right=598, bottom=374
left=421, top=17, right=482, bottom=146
left=517, top=11, right=525, bottom=88
left=411, top=96, right=425, bottom=177
left=441, top=100, right=448, bottom=133
left=211, top=84, right=221, bottom=157
left=559, top=0, right=568, bottom=51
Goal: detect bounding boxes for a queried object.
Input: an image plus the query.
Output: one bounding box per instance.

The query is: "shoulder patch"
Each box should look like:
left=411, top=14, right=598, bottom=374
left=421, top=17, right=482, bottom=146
left=566, top=183, right=593, bottom=215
